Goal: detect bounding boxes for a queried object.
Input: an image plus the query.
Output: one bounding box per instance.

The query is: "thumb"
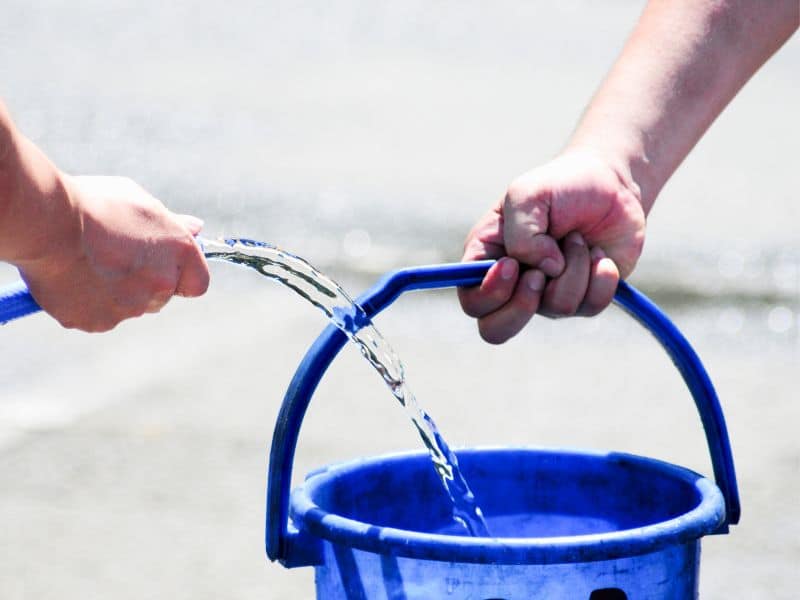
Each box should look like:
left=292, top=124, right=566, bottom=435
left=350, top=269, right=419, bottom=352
left=502, top=180, right=565, bottom=278
left=175, top=244, right=210, bottom=298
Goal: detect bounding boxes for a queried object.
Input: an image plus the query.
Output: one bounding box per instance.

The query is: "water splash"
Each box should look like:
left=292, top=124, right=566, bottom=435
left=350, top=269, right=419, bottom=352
left=201, top=237, right=489, bottom=536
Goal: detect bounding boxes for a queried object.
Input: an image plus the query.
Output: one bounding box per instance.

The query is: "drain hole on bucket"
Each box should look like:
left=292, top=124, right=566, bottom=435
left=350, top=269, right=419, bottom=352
left=590, top=589, right=627, bottom=600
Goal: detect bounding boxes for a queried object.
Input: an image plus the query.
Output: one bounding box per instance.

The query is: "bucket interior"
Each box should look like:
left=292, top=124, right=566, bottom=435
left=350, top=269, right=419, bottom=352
left=305, top=448, right=707, bottom=538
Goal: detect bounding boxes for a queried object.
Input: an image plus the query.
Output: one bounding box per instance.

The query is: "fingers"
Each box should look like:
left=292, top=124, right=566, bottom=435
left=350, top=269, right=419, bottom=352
left=577, top=247, right=619, bottom=316
left=458, top=204, right=516, bottom=318
left=458, top=257, right=519, bottom=318
left=461, top=232, right=618, bottom=343
left=460, top=204, right=506, bottom=263
left=458, top=215, right=548, bottom=344
left=476, top=269, right=546, bottom=344
left=174, top=212, right=207, bottom=295
left=539, top=233, right=619, bottom=319
left=459, top=232, right=619, bottom=343
left=539, top=232, right=591, bottom=317
left=503, top=180, right=565, bottom=278
left=503, top=222, right=564, bottom=278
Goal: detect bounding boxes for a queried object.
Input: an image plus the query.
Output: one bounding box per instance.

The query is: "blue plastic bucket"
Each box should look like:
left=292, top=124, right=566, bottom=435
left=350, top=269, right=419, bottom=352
left=292, top=447, right=723, bottom=598
left=262, top=262, right=740, bottom=599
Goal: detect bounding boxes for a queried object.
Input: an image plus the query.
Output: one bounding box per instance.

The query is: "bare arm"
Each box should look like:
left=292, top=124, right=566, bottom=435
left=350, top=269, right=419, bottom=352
left=569, top=0, right=799, bottom=212
left=460, top=0, right=798, bottom=343
left=0, top=100, right=209, bottom=332
left=0, top=101, right=80, bottom=263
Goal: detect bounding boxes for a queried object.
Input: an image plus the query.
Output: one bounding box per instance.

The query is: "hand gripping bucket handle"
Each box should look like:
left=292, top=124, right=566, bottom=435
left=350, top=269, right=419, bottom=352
left=0, top=262, right=741, bottom=565
left=263, top=261, right=740, bottom=565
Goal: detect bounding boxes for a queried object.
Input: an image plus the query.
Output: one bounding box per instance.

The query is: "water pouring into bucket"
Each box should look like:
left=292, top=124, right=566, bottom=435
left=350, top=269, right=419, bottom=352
left=198, top=238, right=491, bottom=538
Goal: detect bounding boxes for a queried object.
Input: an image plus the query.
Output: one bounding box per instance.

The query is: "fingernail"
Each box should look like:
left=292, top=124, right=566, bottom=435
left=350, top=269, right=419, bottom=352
left=567, top=231, right=586, bottom=246
left=527, top=270, right=545, bottom=292
left=500, top=258, right=515, bottom=280
left=539, top=257, right=561, bottom=276
left=591, top=246, right=607, bottom=261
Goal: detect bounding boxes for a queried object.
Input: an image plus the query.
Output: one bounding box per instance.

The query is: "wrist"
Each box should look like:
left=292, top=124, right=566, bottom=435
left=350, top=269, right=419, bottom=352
left=0, top=105, right=19, bottom=255
left=563, top=131, right=660, bottom=216
left=0, top=121, right=23, bottom=262
left=0, top=133, right=82, bottom=266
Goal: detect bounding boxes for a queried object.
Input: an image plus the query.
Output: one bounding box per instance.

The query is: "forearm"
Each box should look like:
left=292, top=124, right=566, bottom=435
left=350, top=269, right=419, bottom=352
left=0, top=100, right=78, bottom=265
left=566, top=0, right=798, bottom=213
left=0, top=101, right=17, bottom=245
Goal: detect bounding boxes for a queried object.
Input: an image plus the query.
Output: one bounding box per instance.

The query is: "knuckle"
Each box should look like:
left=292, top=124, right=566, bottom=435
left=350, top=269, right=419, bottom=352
left=505, top=178, right=533, bottom=204
left=504, top=237, right=526, bottom=258
left=505, top=234, right=549, bottom=263
left=505, top=235, right=537, bottom=259
left=462, top=229, right=481, bottom=254
left=505, top=174, right=547, bottom=210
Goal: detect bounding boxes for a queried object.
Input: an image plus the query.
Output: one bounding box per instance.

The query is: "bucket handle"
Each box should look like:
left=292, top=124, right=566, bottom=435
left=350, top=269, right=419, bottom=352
left=265, top=260, right=739, bottom=565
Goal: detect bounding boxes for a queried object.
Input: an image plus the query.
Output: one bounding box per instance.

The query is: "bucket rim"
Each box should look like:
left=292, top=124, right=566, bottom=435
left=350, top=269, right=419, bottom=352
left=288, top=446, right=726, bottom=565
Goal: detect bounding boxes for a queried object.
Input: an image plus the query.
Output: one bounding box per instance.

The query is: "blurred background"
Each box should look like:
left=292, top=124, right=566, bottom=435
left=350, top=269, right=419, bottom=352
left=1, top=1, right=797, bottom=598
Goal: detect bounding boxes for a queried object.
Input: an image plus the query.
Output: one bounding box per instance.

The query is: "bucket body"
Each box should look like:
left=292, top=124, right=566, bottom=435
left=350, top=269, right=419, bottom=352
left=289, top=448, right=725, bottom=600
left=265, top=266, right=739, bottom=598
left=314, top=543, right=698, bottom=599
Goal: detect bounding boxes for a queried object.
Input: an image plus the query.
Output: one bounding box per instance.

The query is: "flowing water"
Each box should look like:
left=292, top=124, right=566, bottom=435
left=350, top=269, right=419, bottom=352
left=200, top=237, right=490, bottom=537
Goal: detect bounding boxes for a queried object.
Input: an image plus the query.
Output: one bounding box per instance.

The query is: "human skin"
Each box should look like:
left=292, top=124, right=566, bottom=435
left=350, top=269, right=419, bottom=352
left=459, top=0, right=799, bottom=344
left=0, top=100, right=210, bottom=332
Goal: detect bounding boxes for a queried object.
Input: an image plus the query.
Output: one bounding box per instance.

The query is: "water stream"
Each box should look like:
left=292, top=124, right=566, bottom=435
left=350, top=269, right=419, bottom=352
left=201, top=237, right=490, bottom=536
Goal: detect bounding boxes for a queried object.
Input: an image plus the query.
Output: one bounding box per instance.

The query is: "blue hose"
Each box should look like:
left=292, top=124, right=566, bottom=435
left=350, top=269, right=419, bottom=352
left=0, top=279, right=39, bottom=324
